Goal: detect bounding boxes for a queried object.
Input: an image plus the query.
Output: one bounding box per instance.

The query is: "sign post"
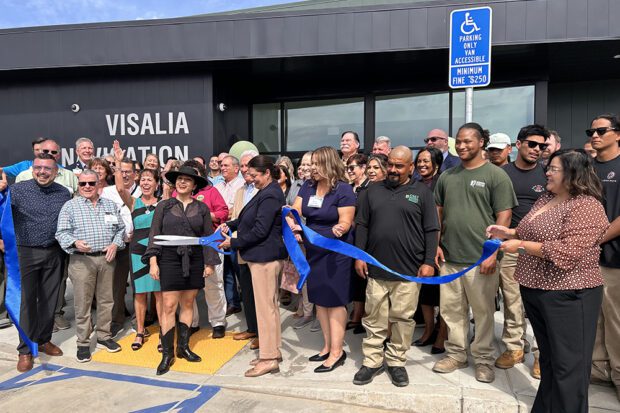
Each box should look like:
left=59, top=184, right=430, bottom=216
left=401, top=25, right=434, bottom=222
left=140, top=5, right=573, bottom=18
left=449, top=7, right=492, bottom=122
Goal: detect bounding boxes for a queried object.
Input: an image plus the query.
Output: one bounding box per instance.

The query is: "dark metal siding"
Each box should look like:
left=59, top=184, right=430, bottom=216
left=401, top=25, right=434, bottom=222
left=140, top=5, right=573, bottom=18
left=0, top=0, right=618, bottom=71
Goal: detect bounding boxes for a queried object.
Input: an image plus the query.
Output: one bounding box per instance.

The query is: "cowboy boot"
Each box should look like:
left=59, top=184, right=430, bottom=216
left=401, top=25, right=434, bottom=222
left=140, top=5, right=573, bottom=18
left=156, top=327, right=176, bottom=375
left=176, top=322, right=201, bottom=362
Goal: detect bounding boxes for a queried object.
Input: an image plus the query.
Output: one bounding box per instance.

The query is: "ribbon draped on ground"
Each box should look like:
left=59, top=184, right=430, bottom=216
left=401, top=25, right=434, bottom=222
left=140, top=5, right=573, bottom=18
left=0, top=190, right=38, bottom=356
left=282, top=207, right=501, bottom=291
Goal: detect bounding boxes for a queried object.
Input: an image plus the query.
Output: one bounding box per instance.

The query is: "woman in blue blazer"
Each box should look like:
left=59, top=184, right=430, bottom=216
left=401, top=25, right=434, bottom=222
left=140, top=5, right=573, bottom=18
left=219, top=155, right=287, bottom=377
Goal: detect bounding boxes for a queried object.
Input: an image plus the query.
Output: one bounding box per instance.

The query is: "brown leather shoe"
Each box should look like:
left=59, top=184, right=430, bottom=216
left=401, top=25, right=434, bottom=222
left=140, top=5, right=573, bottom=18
left=244, top=359, right=279, bottom=377
left=17, top=354, right=34, bottom=372
left=250, top=354, right=282, bottom=366
left=531, top=356, right=541, bottom=380
left=249, top=338, right=259, bottom=350
left=233, top=331, right=257, bottom=341
left=38, top=342, right=63, bottom=356
left=495, top=350, right=524, bottom=369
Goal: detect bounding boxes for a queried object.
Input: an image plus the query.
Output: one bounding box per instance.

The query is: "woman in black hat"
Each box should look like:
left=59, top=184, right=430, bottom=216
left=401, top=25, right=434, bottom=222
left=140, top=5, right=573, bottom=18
left=143, top=164, right=221, bottom=375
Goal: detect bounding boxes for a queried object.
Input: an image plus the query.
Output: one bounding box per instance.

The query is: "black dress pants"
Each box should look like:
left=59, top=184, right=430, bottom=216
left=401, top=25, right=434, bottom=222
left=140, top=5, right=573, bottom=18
left=237, top=262, right=258, bottom=334
left=521, top=285, right=603, bottom=413
left=17, top=245, right=64, bottom=354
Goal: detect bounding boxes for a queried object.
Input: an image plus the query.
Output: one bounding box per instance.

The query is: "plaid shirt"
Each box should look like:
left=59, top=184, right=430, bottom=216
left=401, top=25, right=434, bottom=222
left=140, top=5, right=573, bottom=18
left=56, top=196, right=126, bottom=254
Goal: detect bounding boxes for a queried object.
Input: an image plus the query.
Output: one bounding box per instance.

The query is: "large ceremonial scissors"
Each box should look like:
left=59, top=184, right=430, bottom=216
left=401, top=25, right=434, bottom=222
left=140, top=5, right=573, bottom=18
left=154, top=229, right=231, bottom=255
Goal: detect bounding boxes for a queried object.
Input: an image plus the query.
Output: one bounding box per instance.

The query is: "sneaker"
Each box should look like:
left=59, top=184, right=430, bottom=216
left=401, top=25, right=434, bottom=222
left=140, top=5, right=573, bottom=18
left=309, top=319, right=321, bottom=332
left=475, top=364, right=495, bottom=383
left=97, top=339, right=121, bottom=353
left=293, top=316, right=313, bottom=329
left=110, top=323, right=124, bottom=339
left=531, top=356, right=541, bottom=380
left=432, top=356, right=468, bottom=373
left=53, top=315, right=70, bottom=332
left=76, top=346, right=92, bottom=363
left=387, top=366, right=409, bottom=387
left=495, top=350, right=524, bottom=369
left=353, top=365, right=385, bottom=385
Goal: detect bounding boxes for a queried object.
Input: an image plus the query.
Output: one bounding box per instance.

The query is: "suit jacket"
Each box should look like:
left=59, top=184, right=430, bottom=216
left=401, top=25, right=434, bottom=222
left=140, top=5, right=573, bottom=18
left=227, top=180, right=287, bottom=263
left=231, top=183, right=258, bottom=264
left=440, top=152, right=461, bottom=173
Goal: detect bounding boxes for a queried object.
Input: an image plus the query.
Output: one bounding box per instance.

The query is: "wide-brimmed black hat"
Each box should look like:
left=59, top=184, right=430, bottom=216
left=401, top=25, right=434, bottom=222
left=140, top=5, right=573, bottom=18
left=166, top=166, right=208, bottom=190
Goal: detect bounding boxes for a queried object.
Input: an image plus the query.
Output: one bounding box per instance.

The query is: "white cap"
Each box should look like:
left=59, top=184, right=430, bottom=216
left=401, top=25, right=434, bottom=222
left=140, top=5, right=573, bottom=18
left=487, top=133, right=512, bottom=150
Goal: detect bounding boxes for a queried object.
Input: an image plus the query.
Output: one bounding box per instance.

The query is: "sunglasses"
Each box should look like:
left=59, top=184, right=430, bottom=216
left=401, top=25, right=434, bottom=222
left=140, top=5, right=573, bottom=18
left=585, top=127, right=619, bottom=138
left=522, top=140, right=549, bottom=151
left=42, top=149, right=59, bottom=155
left=424, top=136, right=446, bottom=144
left=346, top=165, right=362, bottom=172
left=78, top=181, right=97, bottom=187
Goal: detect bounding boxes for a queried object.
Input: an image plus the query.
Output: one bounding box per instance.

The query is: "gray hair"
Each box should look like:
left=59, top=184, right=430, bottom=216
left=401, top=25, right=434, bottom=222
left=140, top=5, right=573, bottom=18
left=549, top=130, right=561, bottom=144
left=79, top=169, right=99, bottom=182
left=240, top=150, right=259, bottom=161
left=223, top=155, right=239, bottom=166
left=375, top=136, right=391, bottom=146
left=75, top=137, right=93, bottom=148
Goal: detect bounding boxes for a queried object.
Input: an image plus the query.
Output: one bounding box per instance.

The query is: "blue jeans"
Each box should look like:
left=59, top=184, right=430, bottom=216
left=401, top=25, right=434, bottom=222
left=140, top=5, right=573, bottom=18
left=223, top=254, right=241, bottom=309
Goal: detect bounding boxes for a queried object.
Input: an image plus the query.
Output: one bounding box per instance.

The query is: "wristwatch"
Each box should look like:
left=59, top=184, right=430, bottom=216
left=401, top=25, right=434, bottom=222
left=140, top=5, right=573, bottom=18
left=517, top=241, right=526, bottom=255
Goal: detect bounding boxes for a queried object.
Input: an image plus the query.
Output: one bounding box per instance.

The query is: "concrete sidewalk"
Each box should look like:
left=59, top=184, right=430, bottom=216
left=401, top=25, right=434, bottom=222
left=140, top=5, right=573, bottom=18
left=0, top=281, right=618, bottom=412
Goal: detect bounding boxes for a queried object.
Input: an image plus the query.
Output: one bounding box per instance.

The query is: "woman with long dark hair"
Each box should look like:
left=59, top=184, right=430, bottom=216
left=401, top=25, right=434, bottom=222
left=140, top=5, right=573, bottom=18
left=488, top=149, right=609, bottom=412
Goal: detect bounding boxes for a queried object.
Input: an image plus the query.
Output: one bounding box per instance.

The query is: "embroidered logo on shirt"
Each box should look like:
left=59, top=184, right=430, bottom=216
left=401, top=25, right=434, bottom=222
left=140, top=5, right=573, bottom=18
left=532, top=185, right=545, bottom=193
left=607, top=171, right=615, bottom=180
left=196, top=195, right=205, bottom=202
left=470, top=180, right=486, bottom=188
left=405, top=194, right=419, bottom=204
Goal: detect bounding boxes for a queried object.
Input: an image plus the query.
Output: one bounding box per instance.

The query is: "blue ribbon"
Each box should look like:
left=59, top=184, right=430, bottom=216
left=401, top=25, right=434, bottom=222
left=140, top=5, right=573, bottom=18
left=282, top=206, right=501, bottom=290
left=0, top=190, right=39, bottom=357
left=198, top=229, right=232, bottom=255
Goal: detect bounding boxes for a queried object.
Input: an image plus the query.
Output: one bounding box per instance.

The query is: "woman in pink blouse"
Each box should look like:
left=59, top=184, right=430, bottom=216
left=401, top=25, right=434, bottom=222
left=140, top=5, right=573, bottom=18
left=487, top=150, right=609, bottom=413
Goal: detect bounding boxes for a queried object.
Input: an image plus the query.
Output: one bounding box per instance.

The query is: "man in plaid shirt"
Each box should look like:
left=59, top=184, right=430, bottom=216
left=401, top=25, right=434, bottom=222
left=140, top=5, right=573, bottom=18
left=56, top=169, right=125, bottom=363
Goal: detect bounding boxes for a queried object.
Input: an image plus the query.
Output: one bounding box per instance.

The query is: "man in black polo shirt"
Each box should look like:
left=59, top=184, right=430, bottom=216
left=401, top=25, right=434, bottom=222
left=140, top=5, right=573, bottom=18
left=353, top=146, right=439, bottom=387
left=11, top=153, right=72, bottom=372
left=495, top=125, right=549, bottom=377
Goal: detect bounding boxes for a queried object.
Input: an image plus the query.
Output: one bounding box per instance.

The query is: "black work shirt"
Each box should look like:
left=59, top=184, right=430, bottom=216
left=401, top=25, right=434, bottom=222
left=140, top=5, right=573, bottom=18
left=502, top=162, right=546, bottom=228
left=594, top=155, right=620, bottom=268
left=11, top=180, right=71, bottom=247
left=355, top=180, right=440, bottom=282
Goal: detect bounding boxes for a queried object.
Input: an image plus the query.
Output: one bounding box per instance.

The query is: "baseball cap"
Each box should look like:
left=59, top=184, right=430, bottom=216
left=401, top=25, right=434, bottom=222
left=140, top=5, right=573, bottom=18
left=487, top=133, right=512, bottom=150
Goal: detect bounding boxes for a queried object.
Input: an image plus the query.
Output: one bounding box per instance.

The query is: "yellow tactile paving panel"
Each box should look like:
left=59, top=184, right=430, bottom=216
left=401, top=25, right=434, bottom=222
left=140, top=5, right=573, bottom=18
left=92, top=326, right=249, bottom=374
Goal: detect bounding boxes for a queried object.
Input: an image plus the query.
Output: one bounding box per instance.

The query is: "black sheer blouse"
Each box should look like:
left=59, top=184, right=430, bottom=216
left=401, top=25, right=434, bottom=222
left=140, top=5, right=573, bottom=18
left=143, top=198, right=220, bottom=266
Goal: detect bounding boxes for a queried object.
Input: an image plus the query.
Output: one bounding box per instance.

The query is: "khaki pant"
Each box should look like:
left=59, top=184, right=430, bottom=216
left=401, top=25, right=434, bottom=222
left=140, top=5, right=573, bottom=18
left=361, top=277, right=421, bottom=368
left=192, top=253, right=226, bottom=328
left=69, top=254, right=116, bottom=346
left=248, top=260, right=283, bottom=360
left=440, top=262, right=499, bottom=365
left=498, top=252, right=527, bottom=351
left=592, top=266, right=620, bottom=387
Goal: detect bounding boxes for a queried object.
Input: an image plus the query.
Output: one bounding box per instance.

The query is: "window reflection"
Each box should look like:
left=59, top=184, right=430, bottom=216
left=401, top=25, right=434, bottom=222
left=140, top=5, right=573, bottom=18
left=252, top=103, right=281, bottom=153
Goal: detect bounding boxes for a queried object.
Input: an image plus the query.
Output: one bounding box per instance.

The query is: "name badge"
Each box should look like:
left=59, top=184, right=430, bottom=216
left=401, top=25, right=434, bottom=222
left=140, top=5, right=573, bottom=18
left=308, top=195, right=324, bottom=208
left=104, top=213, right=118, bottom=224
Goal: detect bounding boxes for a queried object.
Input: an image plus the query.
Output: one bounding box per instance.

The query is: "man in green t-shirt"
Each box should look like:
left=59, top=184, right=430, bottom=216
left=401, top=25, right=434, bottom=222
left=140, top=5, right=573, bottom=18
left=432, top=123, right=517, bottom=384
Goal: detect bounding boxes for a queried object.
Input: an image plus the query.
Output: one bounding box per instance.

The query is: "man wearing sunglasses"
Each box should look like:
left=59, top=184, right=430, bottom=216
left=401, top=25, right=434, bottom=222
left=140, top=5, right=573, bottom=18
left=11, top=153, right=72, bottom=372
left=590, top=113, right=620, bottom=401
left=424, top=129, right=460, bottom=173
left=495, top=125, right=549, bottom=378
left=56, top=170, right=126, bottom=363
left=15, top=139, right=78, bottom=195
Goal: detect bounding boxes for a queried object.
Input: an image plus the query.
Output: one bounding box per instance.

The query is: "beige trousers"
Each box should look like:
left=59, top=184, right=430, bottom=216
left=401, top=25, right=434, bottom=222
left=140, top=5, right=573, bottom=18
left=247, top=260, right=284, bottom=360
left=498, top=252, right=527, bottom=351
left=361, top=277, right=421, bottom=367
left=592, top=266, right=620, bottom=387
left=69, top=254, right=116, bottom=346
left=440, top=263, right=499, bottom=365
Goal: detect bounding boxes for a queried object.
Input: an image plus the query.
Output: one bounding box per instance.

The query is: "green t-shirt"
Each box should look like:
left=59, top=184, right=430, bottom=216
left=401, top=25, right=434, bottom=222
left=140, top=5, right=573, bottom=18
left=435, top=162, right=517, bottom=264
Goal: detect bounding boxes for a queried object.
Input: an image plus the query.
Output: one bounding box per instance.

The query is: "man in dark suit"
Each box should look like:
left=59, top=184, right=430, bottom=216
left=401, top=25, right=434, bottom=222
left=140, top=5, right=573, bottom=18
left=66, top=137, right=94, bottom=175
left=424, top=129, right=460, bottom=173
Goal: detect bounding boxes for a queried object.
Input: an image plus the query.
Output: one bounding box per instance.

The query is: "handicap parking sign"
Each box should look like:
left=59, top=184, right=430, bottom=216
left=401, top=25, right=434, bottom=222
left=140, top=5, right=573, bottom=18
left=449, top=7, right=492, bottom=88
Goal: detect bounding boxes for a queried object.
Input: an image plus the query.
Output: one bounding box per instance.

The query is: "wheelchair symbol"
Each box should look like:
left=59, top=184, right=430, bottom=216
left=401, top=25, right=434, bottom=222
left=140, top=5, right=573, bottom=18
left=460, top=12, right=480, bottom=35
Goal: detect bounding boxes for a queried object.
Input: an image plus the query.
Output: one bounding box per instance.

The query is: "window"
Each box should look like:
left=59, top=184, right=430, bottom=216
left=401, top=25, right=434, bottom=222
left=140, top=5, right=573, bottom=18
left=252, top=103, right=281, bottom=153
left=376, top=92, right=450, bottom=147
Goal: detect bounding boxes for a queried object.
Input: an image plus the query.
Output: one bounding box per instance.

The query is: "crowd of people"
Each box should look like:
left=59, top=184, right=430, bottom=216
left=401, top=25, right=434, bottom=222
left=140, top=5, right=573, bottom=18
left=0, top=114, right=619, bottom=412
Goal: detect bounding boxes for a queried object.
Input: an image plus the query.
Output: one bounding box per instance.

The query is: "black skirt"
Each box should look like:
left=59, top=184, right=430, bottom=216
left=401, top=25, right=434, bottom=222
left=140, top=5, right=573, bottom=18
left=158, top=246, right=205, bottom=291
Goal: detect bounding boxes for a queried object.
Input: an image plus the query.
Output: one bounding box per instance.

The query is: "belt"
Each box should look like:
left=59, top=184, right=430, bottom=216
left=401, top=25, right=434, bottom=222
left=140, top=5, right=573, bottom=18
left=74, top=251, right=106, bottom=257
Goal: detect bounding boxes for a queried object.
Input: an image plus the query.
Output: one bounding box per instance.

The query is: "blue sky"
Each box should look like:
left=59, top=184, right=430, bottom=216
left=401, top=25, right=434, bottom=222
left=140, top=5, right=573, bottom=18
left=0, top=0, right=297, bottom=29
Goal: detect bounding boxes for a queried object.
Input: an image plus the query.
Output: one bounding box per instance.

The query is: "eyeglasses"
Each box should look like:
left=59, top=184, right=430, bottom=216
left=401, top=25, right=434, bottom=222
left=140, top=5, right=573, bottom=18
left=546, top=166, right=562, bottom=174
left=346, top=165, right=362, bottom=172
left=42, top=149, right=59, bottom=155
left=424, top=136, right=446, bottom=144
left=522, top=140, right=549, bottom=151
left=78, top=181, right=97, bottom=187
left=585, top=127, right=620, bottom=137
left=33, top=165, right=53, bottom=172
left=120, top=170, right=133, bottom=175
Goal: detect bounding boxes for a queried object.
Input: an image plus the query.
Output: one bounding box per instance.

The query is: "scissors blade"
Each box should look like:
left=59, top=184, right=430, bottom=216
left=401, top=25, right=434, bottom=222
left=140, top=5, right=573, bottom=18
left=153, top=235, right=200, bottom=246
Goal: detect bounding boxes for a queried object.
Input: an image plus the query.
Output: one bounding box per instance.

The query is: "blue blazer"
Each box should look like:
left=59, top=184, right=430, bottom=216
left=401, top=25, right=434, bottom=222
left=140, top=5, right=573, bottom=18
left=440, top=153, right=461, bottom=173
left=227, top=180, right=287, bottom=263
